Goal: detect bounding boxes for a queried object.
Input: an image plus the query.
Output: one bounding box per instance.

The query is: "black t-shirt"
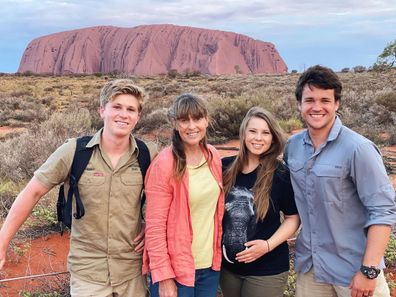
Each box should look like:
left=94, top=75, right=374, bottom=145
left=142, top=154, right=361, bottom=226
left=222, top=156, right=298, bottom=276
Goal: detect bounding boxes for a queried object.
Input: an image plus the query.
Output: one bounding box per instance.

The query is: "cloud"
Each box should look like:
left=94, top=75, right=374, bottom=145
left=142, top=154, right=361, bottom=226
left=0, top=0, right=395, bottom=72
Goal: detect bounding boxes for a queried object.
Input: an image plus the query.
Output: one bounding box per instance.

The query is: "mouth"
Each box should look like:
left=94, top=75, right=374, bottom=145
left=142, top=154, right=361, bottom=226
left=115, top=120, right=129, bottom=127
left=309, top=114, right=325, bottom=118
left=251, top=143, right=264, bottom=149
left=186, top=131, right=200, bottom=137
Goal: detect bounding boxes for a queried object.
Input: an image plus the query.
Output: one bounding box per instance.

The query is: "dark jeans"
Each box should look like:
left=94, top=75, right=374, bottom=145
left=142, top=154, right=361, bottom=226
left=150, top=268, right=220, bottom=297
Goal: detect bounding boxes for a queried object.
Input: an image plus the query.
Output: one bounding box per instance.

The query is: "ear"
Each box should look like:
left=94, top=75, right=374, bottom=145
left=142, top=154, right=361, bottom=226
left=297, top=101, right=302, bottom=112
left=335, top=100, right=340, bottom=111
left=99, top=105, right=105, bottom=119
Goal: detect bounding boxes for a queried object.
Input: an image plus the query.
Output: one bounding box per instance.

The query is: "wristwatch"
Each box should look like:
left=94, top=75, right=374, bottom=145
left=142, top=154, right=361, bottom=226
left=360, top=265, right=380, bottom=279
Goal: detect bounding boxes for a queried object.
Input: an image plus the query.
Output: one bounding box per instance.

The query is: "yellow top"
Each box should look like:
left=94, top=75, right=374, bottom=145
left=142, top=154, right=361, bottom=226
left=188, top=158, right=220, bottom=269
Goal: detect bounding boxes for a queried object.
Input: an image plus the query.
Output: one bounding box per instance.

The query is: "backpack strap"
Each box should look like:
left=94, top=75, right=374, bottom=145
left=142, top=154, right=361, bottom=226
left=135, top=138, right=150, bottom=180
left=135, top=138, right=151, bottom=207
left=63, top=136, right=94, bottom=228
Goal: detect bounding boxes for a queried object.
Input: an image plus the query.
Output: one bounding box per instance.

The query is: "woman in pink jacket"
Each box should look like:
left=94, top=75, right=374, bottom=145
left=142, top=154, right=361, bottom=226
left=143, top=93, right=224, bottom=297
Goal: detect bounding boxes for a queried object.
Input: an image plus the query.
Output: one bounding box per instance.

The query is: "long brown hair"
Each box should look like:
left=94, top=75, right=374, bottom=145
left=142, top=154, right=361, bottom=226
left=168, top=93, right=211, bottom=179
left=223, top=107, right=286, bottom=220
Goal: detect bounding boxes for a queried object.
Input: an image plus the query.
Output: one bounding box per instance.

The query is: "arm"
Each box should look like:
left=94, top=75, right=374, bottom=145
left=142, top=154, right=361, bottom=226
left=348, top=143, right=396, bottom=296
left=0, top=177, right=51, bottom=269
left=349, top=225, right=391, bottom=297
left=144, top=154, right=176, bottom=285
left=236, top=214, right=300, bottom=263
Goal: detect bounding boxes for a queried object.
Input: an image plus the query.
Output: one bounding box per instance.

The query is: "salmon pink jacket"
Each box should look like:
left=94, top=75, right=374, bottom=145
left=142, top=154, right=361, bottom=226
left=142, top=145, right=224, bottom=287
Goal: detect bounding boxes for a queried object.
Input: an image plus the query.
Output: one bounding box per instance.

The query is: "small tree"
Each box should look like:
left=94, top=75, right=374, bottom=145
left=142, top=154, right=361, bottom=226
left=373, top=39, right=396, bottom=71
left=353, top=65, right=366, bottom=73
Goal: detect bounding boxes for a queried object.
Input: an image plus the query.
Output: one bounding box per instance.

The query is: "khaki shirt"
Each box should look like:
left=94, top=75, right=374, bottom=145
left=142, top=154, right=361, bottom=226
left=34, top=129, right=157, bottom=285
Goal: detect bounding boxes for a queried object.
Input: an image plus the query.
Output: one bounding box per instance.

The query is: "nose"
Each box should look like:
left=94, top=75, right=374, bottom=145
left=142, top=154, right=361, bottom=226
left=255, top=133, right=263, bottom=140
left=312, top=100, right=322, bottom=111
left=187, top=118, right=196, bottom=129
left=119, top=107, right=128, bottom=117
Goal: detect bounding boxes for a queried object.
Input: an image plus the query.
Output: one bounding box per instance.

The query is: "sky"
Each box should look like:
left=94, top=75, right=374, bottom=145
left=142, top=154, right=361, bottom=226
left=1, top=0, right=395, bottom=73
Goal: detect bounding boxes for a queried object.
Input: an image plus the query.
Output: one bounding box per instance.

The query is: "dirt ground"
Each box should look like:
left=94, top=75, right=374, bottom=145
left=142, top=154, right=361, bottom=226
left=0, top=142, right=395, bottom=296
left=0, top=234, right=70, bottom=296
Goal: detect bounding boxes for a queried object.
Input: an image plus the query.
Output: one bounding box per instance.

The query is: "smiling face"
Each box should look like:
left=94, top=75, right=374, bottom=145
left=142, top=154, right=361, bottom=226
left=299, top=85, right=339, bottom=136
left=244, top=116, right=273, bottom=159
left=100, top=93, right=140, bottom=139
left=176, top=115, right=208, bottom=149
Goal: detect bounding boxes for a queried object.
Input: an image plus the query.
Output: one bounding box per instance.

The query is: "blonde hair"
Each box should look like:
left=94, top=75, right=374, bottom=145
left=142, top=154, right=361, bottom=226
left=168, top=93, right=211, bottom=178
left=99, top=79, right=146, bottom=112
left=223, top=107, right=286, bottom=220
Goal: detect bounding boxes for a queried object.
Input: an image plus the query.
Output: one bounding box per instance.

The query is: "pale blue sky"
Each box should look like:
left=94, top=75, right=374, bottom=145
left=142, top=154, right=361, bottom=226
left=1, top=0, right=395, bottom=73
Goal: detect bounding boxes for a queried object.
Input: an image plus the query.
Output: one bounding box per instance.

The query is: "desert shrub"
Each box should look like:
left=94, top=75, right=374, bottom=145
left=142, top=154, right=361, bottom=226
left=353, top=65, right=366, bottom=73
left=167, top=69, right=179, bottom=78
left=279, top=117, right=303, bottom=133
left=341, top=67, right=350, bottom=73
left=10, top=90, right=34, bottom=97
left=0, top=108, right=94, bottom=183
left=0, top=179, right=20, bottom=218
left=0, top=96, right=50, bottom=127
left=135, top=107, right=170, bottom=133
left=376, top=91, right=396, bottom=112
left=208, top=96, right=262, bottom=140
left=385, top=234, right=396, bottom=266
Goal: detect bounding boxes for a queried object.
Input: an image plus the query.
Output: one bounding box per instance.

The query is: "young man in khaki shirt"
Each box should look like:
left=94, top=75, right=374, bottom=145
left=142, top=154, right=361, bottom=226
left=0, top=79, right=157, bottom=297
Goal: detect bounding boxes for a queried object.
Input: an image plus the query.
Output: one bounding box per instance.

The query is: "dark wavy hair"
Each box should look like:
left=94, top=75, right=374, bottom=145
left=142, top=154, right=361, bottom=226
left=295, top=65, right=342, bottom=102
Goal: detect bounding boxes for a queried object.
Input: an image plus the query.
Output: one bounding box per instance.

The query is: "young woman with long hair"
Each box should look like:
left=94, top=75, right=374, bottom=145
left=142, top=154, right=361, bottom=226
left=220, top=106, right=299, bottom=297
left=143, top=93, right=224, bottom=297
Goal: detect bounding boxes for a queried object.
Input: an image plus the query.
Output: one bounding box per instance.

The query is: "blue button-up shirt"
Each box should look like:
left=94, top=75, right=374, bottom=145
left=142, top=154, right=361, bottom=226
left=284, top=117, right=396, bottom=286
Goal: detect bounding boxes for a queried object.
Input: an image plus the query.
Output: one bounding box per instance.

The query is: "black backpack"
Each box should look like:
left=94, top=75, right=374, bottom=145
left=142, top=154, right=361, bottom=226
left=56, top=135, right=151, bottom=235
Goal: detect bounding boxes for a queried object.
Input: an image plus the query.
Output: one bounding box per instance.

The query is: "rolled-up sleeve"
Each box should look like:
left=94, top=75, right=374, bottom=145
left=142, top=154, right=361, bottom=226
left=351, top=142, right=396, bottom=228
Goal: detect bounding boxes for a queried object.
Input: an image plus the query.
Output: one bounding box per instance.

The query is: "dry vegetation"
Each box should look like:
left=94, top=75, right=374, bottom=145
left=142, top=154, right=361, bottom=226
left=0, top=70, right=395, bottom=296
left=0, top=70, right=395, bottom=215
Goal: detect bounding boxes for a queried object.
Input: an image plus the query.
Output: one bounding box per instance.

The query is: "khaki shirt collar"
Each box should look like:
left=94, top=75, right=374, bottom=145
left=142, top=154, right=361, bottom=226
left=86, top=128, right=138, bottom=155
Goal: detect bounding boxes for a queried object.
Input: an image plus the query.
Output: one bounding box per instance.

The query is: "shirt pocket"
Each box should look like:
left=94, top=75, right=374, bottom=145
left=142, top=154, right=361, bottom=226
left=312, top=164, right=345, bottom=205
left=287, top=159, right=305, bottom=189
left=120, top=171, right=143, bottom=210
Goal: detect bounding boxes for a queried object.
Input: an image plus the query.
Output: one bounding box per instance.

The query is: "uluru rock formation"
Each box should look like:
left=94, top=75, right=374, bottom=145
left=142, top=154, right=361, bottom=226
left=18, top=24, right=287, bottom=75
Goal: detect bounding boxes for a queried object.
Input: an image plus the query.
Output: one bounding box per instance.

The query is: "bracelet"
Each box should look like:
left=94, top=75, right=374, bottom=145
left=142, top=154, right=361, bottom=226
left=265, top=240, right=271, bottom=252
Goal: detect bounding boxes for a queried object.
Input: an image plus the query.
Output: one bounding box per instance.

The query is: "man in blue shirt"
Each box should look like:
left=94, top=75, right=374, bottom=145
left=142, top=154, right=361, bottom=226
left=284, top=65, right=396, bottom=297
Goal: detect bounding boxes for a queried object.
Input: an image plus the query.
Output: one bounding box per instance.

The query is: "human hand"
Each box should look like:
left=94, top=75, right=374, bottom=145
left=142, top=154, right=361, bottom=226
left=159, top=278, right=177, bottom=297
left=235, top=240, right=269, bottom=263
left=349, top=271, right=376, bottom=297
left=133, top=222, right=145, bottom=253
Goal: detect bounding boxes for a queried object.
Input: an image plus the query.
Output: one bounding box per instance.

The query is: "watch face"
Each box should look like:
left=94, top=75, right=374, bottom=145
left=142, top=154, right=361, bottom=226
left=361, top=266, right=379, bottom=279
left=367, top=269, right=378, bottom=279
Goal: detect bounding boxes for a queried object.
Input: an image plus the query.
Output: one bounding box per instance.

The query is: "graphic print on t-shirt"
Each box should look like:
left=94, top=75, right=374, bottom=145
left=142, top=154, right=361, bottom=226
left=222, top=186, right=257, bottom=263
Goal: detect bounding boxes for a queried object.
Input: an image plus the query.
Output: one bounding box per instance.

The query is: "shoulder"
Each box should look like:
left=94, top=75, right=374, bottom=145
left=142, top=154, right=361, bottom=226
left=150, top=146, right=174, bottom=167
left=274, top=161, right=291, bottom=181
left=335, top=126, right=379, bottom=156
left=287, top=130, right=306, bottom=144
left=222, top=156, right=236, bottom=169
left=207, top=144, right=220, bottom=158
left=141, top=140, right=159, bottom=160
